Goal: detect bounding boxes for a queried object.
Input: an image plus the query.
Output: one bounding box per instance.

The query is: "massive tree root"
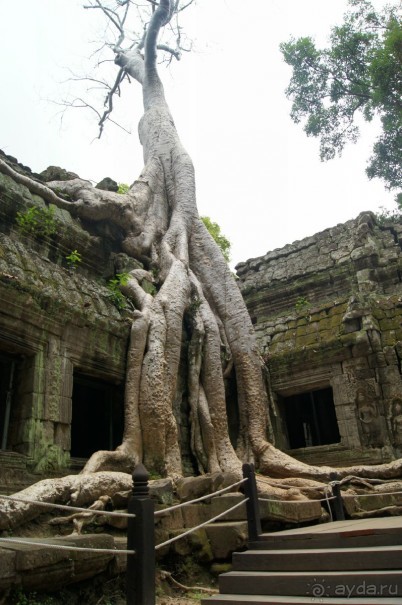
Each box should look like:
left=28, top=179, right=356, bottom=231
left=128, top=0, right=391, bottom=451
left=1, top=0, right=402, bottom=529
left=0, top=472, right=133, bottom=531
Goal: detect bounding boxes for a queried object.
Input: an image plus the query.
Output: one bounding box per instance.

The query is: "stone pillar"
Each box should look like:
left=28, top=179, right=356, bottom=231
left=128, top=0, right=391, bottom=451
left=27, top=337, right=74, bottom=471
left=7, top=349, right=45, bottom=457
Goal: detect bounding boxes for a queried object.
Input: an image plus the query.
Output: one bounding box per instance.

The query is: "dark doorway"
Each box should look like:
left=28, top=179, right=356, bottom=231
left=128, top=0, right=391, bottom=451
left=0, top=354, right=18, bottom=451
left=281, top=387, right=340, bottom=449
left=71, top=374, right=124, bottom=459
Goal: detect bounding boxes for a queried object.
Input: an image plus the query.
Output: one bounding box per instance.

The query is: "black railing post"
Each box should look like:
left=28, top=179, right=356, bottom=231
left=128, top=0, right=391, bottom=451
left=242, top=463, right=262, bottom=543
left=126, top=463, right=155, bottom=605
left=329, top=471, right=345, bottom=521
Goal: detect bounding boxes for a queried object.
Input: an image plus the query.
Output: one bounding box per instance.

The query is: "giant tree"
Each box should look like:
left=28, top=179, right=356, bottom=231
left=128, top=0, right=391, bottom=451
left=2, top=0, right=402, bottom=528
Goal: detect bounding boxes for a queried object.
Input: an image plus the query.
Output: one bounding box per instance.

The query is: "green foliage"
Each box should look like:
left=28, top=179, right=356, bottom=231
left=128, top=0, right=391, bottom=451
left=16, top=205, right=57, bottom=238
left=295, top=296, right=311, bottom=313
left=11, top=590, right=55, bottom=605
left=107, top=272, right=129, bottom=310
left=280, top=0, right=401, bottom=195
left=65, top=249, right=82, bottom=270
left=201, top=216, right=231, bottom=262
left=375, top=205, right=402, bottom=225
left=117, top=182, right=130, bottom=194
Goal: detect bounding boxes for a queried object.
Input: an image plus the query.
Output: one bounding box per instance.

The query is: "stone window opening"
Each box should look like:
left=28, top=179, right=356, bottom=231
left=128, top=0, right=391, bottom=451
left=0, top=354, right=18, bottom=451
left=280, top=387, right=340, bottom=450
left=70, top=373, right=124, bottom=460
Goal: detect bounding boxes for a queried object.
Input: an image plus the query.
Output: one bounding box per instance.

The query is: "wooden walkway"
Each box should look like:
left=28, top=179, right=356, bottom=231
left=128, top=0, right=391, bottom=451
left=203, top=516, right=402, bottom=604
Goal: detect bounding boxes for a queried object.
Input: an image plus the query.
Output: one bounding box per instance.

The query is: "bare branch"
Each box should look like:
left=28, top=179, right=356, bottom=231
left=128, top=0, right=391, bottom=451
left=64, top=0, right=195, bottom=137
left=97, top=67, right=127, bottom=137
left=61, top=68, right=112, bottom=90
left=84, top=1, right=122, bottom=34
left=156, top=43, right=181, bottom=60
left=176, top=0, right=196, bottom=12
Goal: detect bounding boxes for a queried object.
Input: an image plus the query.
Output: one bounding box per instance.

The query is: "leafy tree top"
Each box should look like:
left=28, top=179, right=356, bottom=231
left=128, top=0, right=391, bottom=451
left=280, top=0, right=401, bottom=195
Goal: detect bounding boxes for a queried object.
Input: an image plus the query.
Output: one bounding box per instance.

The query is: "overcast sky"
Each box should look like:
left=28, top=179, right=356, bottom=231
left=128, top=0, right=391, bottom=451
left=0, top=0, right=396, bottom=267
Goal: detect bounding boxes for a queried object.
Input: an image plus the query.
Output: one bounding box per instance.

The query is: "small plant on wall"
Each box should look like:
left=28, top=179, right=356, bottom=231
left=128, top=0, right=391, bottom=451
left=65, top=249, right=82, bottom=270
left=107, top=272, right=130, bottom=310
left=16, top=205, right=57, bottom=239
left=295, top=296, right=311, bottom=313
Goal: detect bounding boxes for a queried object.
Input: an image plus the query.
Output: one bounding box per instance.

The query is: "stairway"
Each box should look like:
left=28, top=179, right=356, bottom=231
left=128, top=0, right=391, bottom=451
left=203, top=517, right=402, bottom=604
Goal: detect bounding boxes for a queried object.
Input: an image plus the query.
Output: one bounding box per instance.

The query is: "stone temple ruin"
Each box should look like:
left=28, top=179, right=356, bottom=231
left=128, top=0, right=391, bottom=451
left=237, top=211, right=402, bottom=469
left=0, top=155, right=131, bottom=492
left=0, top=151, right=402, bottom=492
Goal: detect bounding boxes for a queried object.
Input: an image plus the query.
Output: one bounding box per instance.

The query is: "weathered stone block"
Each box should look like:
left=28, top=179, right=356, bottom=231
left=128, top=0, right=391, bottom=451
left=19, top=358, right=44, bottom=396
left=380, top=317, right=402, bottom=331
left=18, top=535, right=114, bottom=591
left=155, top=506, right=183, bottom=531
left=382, top=383, right=402, bottom=399
left=176, top=475, right=213, bottom=502
left=382, top=331, right=398, bottom=347
left=13, top=540, right=70, bottom=572
left=182, top=503, right=213, bottom=528
left=210, top=494, right=246, bottom=522
left=168, top=528, right=192, bottom=556
left=149, top=477, right=174, bottom=504
left=154, top=528, right=170, bottom=558
left=188, top=528, right=213, bottom=562
left=54, top=422, right=70, bottom=451
left=205, top=521, right=248, bottom=559
left=59, top=396, right=72, bottom=424
left=377, top=365, right=401, bottom=384
left=343, top=489, right=402, bottom=516
left=61, top=352, right=73, bottom=385
left=258, top=497, right=322, bottom=524
left=337, top=420, right=360, bottom=447
left=18, top=393, right=40, bottom=420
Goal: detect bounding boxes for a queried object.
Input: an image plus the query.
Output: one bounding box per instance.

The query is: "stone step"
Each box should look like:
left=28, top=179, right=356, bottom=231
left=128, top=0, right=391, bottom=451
left=250, top=523, right=402, bottom=550
left=219, top=570, right=402, bottom=597
left=232, top=545, right=402, bottom=571
left=203, top=595, right=402, bottom=604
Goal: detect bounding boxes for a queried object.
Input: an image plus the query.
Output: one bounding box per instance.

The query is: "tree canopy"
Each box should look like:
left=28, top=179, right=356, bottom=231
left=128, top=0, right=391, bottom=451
left=280, top=0, right=402, bottom=197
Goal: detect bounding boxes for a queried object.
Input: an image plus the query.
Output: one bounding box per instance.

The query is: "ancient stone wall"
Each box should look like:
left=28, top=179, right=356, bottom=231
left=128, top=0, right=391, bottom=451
left=0, top=158, right=135, bottom=491
left=237, top=212, right=402, bottom=467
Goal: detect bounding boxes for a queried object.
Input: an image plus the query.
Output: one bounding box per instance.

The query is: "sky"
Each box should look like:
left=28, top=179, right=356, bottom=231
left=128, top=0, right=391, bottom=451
left=0, top=0, right=396, bottom=268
